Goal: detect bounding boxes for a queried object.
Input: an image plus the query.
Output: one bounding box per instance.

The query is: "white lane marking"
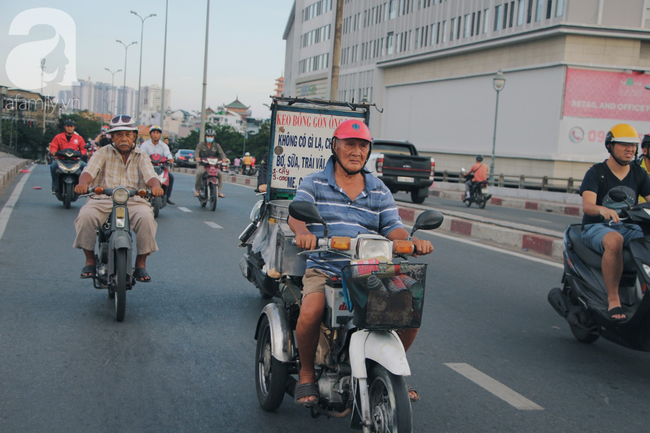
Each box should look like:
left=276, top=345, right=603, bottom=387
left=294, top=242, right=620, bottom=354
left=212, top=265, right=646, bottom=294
left=528, top=218, right=552, bottom=224
left=419, top=230, right=563, bottom=269
left=204, top=221, right=222, bottom=229
left=0, top=167, right=33, bottom=242
left=178, top=207, right=192, bottom=213
left=445, top=363, right=544, bottom=411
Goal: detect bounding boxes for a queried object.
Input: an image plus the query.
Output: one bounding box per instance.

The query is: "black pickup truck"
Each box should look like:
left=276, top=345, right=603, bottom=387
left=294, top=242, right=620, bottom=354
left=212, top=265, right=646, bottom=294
left=367, top=140, right=435, bottom=203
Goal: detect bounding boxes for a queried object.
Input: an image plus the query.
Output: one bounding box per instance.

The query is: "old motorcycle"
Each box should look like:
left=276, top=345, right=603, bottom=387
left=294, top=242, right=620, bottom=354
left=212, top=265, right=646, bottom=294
left=149, top=154, right=170, bottom=218
left=254, top=201, right=443, bottom=432
left=197, top=157, right=220, bottom=211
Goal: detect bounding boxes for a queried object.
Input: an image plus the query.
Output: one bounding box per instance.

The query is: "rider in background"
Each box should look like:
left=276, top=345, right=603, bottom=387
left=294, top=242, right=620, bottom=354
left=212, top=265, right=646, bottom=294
left=194, top=128, right=227, bottom=198
left=49, top=119, right=86, bottom=193
left=638, top=134, right=650, bottom=203
left=140, top=125, right=176, bottom=205
left=580, top=124, right=650, bottom=321
left=288, top=119, right=433, bottom=407
left=463, top=154, right=489, bottom=200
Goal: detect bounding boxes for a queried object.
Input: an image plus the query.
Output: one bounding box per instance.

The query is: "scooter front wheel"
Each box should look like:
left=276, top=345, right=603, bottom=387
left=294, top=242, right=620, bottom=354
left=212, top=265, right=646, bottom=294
left=114, top=250, right=127, bottom=322
left=255, top=315, right=288, bottom=411
left=368, top=364, right=412, bottom=433
left=153, top=196, right=162, bottom=218
left=570, top=323, right=599, bottom=344
left=209, top=184, right=217, bottom=211
left=64, top=182, right=73, bottom=209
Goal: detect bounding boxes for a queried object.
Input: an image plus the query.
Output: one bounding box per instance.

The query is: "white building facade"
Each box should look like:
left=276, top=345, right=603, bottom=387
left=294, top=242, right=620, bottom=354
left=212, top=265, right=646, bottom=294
left=283, top=0, right=650, bottom=180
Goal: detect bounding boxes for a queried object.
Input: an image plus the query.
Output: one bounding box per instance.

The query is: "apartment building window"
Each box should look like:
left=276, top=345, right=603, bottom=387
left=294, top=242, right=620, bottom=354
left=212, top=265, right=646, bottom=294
left=442, top=20, right=448, bottom=42
left=415, top=28, right=420, bottom=48
left=483, top=9, right=489, bottom=33
left=389, top=0, right=397, bottom=19
left=387, top=32, right=394, bottom=54
left=494, top=5, right=502, bottom=31
left=430, top=23, right=437, bottom=45
left=503, top=3, right=509, bottom=28
left=517, top=0, right=525, bottom=25
left=476, top=11, right=481, bottom=34
left=395, top=33, right=401, bottom=53
left=450, top=18, right=456, bottom=40
left=421, top=25, right=428, bottom=46
left=509, top=1, right=515, bottom=27
left=535, top=0, right=543, bottom=21
left=556, top=0, right=564, bottom=16
left=464, top=14, right=471, bottom=37
left=546, top=0, right=552, bottom=19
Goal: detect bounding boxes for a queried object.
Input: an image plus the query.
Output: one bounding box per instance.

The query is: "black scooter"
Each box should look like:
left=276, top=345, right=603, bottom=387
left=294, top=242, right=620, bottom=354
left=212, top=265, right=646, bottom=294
left=548, top=189, right=650, bottom=350
left=54, top=148, right=84, bottom=209
left=461, top=170, right=492, bottom=209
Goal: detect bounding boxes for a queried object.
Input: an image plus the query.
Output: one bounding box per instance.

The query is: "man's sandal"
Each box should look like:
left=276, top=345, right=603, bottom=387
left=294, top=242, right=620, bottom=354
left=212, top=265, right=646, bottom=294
left=406, top=384, right=420, bottom=402
left=80, top=265, right=96, bottom=279
left=294, top=382, right=319, bottom=407
left=133, top=268, right=152, bottom=283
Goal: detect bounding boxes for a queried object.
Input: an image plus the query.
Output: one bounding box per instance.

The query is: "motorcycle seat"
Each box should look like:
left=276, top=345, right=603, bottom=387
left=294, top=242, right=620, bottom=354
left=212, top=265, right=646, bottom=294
left=567, top=224, right=636, bottom=272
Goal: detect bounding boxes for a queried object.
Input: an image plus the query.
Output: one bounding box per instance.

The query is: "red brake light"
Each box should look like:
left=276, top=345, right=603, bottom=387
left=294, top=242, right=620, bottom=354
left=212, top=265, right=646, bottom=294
left=429, top=158, right=435, bottom=180
left=376, top=157, right=384, bottom=174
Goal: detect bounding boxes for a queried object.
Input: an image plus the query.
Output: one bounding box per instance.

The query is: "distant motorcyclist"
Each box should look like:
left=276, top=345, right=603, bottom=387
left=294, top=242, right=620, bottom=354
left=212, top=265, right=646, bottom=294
left=141, top=125, right=176, bottom=205
left=94, top=125, right=112, bottom=148
left=242, top=152, right=253, bottom=175
left=73, top=114, right=164, bottom=282
left=49, top=119, right=86, bottom=193
left=463, top=154, right=489, bottom=200
left=194, top=128, right=227, bottom=198
left=288, top=119, right=434, bottom=406
left=637, top=134, right=650, bottom=203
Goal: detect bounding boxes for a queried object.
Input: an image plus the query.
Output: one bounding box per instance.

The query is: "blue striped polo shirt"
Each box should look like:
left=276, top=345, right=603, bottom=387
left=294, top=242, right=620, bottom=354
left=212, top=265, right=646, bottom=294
left=293, top=156, right=404, bottom=275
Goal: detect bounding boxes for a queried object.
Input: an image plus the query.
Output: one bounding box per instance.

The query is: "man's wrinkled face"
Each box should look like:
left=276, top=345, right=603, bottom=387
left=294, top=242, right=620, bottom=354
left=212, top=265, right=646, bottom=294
left=334, top=138, right=370, bottom=173
left=150, top=131, right=162, bottom=142
left=112, top=130, right=136, bottom=153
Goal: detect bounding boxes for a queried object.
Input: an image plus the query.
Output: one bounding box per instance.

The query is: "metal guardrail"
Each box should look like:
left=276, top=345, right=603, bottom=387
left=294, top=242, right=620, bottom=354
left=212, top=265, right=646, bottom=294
left=435, top=171, right=582, bottom=194
left=0, top=144, right=21, bottom=158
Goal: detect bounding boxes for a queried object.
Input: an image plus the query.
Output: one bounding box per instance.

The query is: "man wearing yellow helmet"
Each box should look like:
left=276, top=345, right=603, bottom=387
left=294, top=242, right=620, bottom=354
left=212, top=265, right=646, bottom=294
left=580, top=124, right=650, bottom=321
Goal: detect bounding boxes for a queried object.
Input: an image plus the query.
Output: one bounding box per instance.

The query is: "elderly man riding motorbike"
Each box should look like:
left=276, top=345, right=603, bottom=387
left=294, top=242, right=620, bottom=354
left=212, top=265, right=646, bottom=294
left=288, top=119, right=434, bottom=407
left=73, top=115, right=164, bottom=283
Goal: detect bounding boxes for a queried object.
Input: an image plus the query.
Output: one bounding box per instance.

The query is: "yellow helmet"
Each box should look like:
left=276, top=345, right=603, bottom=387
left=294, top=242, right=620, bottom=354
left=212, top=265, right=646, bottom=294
left=605, top=124, right=640, bottom=150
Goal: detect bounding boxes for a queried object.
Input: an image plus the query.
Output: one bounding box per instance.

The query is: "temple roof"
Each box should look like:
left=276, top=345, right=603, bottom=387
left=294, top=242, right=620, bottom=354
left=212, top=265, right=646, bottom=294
left=225, top=97, right=249, bottom=110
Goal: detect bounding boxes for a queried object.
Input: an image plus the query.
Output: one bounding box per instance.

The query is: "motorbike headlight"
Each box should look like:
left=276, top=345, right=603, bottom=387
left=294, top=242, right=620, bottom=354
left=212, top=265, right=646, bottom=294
left=113, top=188, right=130, bottom=204
left=207, top=158, right=219, bottom=165
left=357, top=239, right=392, bottom=260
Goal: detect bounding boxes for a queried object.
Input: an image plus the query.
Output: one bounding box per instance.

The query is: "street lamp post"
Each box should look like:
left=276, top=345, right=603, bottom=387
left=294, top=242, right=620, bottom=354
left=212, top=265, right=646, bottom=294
left=490, top=70, right=506, bottom=184
left=116, top=39, right=137, bottom=114
left=0, top=86, right=7, bottom=147
left=131, top=11, right=156, bottom=125
left=242, top=129, right=256, bottom=156
left=105, top=68, right=122, bottom=117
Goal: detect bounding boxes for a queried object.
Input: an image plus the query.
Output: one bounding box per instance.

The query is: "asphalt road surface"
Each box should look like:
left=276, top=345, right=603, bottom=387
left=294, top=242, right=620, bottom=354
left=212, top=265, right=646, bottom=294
left=1, top=166, right=648, bottom=433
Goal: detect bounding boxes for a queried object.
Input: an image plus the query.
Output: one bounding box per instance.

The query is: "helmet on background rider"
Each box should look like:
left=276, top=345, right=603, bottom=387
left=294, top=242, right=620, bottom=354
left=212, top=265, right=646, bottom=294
left=331, top=119, right=373, bottom=175
left=205, top=128, right=216, bottom=143
left=63, top=119, right=76, bottom=127
left=476, top=154, right=484, bottom=162
left=245, top=152, right=250, bottom=156
left=641, top=134, right=650, bottom=152
left=605, top=124, right=640, bottom=166
left=149, top=125, right=163, bottom=134
left=101, top=125, right=109, bottom=134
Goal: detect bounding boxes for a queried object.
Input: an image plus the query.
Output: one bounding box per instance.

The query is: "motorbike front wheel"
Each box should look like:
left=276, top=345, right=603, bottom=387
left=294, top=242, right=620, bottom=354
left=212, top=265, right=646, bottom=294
left=209, top=184, right=217, bottom=211
left=368, top=364, right=412, bottom=433
left=153, top=196, right=162, bottom=218
left=114, top=250, right=127, bottom=322
left=255, top=315, right=288, bottom=411
left=64, top=182, right=73, bottom=209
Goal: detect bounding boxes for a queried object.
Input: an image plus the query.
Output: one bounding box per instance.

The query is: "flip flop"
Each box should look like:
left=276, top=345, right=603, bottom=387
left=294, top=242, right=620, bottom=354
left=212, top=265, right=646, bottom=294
left=80, top=264, right=96, bottom=279
left=406, top=384, right=420, bottom=402
left=218, top=192, right=226, bottom=198
left=133, top=268, right=152, bottom=283
left=294, top=382, right=319, bottom=407
left=607, top=306, right=626, bottom=321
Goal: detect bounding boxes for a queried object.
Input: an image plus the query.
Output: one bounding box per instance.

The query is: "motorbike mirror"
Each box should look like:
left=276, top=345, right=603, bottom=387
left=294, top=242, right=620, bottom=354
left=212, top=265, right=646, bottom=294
left=609, top=189, right=627, bottom=203
left=411, top=210, right=444, bottom=234
left=289, top=201, right=326, bottom=225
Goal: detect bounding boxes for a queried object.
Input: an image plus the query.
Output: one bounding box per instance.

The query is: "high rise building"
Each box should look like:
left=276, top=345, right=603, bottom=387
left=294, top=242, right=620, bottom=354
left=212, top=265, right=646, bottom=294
left=283, top=0, right=650, bottom=179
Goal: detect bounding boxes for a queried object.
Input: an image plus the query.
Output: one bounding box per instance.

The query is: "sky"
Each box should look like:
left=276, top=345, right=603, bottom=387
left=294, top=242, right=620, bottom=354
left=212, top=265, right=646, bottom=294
left=0, top=0, right=295, bottom=119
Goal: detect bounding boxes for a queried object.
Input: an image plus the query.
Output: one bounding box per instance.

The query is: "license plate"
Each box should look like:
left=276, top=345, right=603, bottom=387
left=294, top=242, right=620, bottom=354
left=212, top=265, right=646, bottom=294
left=482, top=187, right=489, bottom=193
left=189, top=158, right=194, bottom=162
left=397, top=176, right=414, bottom=183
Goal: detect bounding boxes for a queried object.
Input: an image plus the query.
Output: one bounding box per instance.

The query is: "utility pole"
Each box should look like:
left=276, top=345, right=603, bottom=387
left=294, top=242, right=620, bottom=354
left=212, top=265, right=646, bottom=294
left=41, top=59, right=46, bottom=133
left=199, top=0, right=211, bottom=144
left=160, top=0, right=169, bottom=127
left=329, top=0, right=343, bottom=101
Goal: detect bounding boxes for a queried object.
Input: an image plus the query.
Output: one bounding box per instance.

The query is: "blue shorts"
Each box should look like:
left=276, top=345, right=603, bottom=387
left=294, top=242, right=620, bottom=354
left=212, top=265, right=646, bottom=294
left=581, top=223, right=643, bottom=254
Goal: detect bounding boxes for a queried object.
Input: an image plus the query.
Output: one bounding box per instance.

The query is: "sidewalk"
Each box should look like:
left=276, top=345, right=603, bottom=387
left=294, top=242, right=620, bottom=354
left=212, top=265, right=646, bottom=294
left=0, top=152, right=30, bottom=192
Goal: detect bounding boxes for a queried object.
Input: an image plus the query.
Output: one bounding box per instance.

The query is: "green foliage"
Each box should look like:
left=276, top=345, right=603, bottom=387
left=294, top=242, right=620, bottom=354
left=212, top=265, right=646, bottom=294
left=176, top=129, right=199, bottom=150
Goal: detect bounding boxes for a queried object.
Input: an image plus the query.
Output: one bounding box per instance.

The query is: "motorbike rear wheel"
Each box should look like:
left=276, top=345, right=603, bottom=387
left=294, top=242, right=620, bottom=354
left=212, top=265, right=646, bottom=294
left=153, top=196, right=162, bottom=218
left=209, top=184, right=217, bottom=211
left=114, top=250, right=127, bottom=322
left=368, top=364, right=412, bottom=433
left=255, top=315, right=288, bottom=411
left=478, top=194, right=487, bottom=209
left=64, top=182, right=73, bottom=209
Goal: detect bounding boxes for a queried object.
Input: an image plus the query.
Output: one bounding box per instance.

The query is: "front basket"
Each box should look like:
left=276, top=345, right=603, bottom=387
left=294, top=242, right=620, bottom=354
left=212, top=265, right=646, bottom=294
left=341, top=263, right=427, bottom=330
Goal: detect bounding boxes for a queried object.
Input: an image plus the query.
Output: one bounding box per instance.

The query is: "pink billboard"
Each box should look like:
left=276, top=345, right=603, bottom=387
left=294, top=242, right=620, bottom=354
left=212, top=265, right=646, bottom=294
left=563, top=68, right=650, bottom=121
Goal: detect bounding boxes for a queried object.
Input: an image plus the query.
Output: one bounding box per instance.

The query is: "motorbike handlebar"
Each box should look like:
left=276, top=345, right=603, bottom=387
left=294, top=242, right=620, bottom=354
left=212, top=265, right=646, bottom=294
left=87, top=186, right=151, bottom=198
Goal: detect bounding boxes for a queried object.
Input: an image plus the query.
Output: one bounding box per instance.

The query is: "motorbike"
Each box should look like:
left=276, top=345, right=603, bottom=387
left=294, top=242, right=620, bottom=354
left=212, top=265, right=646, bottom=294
left=461, top=168, right=491, bottom=209
left=149, top=154, right=170, bottom=218
left=220, top=159, right=230, bottom=174
left=197, top=157, right=220, bottom=211
left=548, top=188, right=650, bottom=350
left=87, top=186, right=150, bottom=322
left=253, top=201, right=443, bottom=432
left=242, top=163, right=255, bottom=176
left=53, top=148, right=84, bottom=209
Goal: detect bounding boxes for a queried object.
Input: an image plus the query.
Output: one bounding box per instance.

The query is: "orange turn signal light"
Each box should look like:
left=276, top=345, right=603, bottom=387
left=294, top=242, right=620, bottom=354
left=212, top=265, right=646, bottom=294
left=330, top=236, right=351, bottom=250
left=393, top=240, right=414, bottom=254
left=95, top=186, right=104, bottom=195
left=138, top=189, right=147, bottom=197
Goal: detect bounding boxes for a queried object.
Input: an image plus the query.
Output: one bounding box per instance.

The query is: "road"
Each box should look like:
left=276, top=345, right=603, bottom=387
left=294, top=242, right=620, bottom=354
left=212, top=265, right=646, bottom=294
left=1, top=166, right=649, bottom=433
